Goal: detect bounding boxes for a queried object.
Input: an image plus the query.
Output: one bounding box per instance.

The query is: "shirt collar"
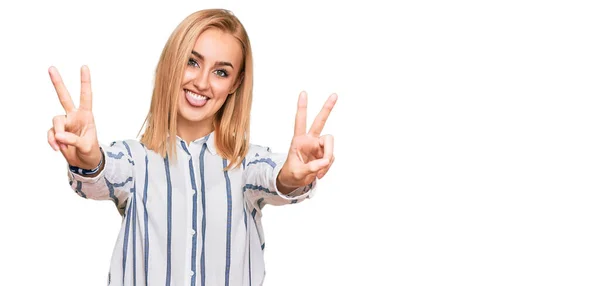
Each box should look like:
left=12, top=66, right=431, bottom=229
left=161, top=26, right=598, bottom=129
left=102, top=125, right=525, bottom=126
left=203, top=132, right=217, bottom=155
left=174, top=131, right=217, bottom=156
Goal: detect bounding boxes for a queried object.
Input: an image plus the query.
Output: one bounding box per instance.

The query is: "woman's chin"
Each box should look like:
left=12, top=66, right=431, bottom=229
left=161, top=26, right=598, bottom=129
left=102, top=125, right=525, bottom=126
left=178, top=107, right=212, bottom=125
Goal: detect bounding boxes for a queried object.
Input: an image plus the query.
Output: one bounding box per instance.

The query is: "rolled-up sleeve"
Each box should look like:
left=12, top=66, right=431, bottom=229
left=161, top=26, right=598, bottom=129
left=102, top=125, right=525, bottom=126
left=67, top=140, right=135, bottom=212
left=242, top=145, right=317, bottom=211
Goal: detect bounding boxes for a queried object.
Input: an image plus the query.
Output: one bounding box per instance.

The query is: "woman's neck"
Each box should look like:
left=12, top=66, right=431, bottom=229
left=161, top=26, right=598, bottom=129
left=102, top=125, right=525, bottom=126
left=176, top=115, right=214, bottom=145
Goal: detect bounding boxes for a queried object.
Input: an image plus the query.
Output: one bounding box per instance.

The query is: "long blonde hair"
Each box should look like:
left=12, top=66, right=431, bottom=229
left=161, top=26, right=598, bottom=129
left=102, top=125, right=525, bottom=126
left=139, top=9, right=253, bottom=170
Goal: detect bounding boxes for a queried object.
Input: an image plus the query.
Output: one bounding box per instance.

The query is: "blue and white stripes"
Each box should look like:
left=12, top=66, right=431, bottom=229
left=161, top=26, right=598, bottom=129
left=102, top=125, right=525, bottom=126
left=67, top=132, right=316, bottom=286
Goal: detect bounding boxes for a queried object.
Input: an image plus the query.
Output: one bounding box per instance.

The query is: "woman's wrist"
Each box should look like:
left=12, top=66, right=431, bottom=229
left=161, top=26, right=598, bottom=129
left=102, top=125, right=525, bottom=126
left=69, top=148, right=105, bottom=176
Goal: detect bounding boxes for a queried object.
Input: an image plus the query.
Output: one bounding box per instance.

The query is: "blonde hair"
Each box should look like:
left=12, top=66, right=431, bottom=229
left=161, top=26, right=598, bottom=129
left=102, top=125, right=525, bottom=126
left=139, top=9, right=253, bottom=170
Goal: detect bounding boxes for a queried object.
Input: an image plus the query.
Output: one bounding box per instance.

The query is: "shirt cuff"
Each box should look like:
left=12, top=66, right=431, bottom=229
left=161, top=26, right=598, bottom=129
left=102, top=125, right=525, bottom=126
left=271, top=163, right=318, bottom=201
left=67, top=147, right=107, bottom=183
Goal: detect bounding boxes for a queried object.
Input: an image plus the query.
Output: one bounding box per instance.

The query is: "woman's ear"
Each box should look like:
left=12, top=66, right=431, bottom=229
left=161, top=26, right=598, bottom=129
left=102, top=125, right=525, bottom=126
left=229, top=72, right=244, bottom=95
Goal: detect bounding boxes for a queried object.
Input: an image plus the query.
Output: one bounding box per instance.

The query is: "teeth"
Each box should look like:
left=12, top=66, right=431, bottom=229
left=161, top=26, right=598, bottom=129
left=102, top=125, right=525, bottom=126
left=186, top=90, right=207, bottom=100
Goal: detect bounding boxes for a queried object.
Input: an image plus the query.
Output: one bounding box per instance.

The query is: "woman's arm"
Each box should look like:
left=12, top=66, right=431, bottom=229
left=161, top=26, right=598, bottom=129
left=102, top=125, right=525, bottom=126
left=47, top=66, right=135, bottom=212
left=243, top=91, right=337, bottom=210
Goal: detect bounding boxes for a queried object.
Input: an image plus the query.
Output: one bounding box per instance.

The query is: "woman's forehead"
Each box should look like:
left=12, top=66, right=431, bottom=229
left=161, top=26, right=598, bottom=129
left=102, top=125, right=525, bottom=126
left=192, top=29, right=243, bottom=67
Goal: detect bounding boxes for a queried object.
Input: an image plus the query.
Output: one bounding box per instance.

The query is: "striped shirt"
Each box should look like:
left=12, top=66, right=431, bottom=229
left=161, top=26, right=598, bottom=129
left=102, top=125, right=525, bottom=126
left=67, top=132, right=316, bottom=286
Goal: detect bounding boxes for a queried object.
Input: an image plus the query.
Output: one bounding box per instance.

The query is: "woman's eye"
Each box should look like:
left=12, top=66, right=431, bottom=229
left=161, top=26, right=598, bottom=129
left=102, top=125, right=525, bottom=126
left=187, top=58, right=199, bottom=67
left=214, top=70, right=229, bottom=78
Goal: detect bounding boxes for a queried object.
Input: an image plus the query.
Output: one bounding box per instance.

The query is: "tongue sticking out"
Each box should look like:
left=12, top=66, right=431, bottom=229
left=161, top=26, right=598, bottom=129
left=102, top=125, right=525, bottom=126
left=185, top=90, right=208, bottom=107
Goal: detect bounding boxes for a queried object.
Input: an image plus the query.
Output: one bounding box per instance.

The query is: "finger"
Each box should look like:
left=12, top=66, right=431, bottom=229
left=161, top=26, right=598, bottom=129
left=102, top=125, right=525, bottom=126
left=314, top=135, right=334, bottom=178
left=52, top=115, right=68, bottom=150
left=79, top=65, right=93, bottom=111
left=306, top=158, right=330, bottom=174
left=317, top=155, right=335, bottom=179
left=294, top=91, right=307, bottom=136
left=55, top=131, right=82, bottom=149
left=308, top=93, right=338, bottom=136
left=47, top=128, right=59, bottom=151
left=48, top=66, right=76, bottom=113
left=320, top=134, right=334, bottom=162
left=53, top=115, right=66, bottom=134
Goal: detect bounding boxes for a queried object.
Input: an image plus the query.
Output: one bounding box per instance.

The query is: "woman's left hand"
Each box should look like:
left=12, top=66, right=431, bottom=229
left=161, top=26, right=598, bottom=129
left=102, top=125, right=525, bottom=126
left=277, top=91, right=337, bottom=193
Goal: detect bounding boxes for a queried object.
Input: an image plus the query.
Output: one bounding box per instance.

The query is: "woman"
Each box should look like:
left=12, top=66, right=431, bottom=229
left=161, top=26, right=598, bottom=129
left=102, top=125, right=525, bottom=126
left=47, top=8, right=336, bottom=286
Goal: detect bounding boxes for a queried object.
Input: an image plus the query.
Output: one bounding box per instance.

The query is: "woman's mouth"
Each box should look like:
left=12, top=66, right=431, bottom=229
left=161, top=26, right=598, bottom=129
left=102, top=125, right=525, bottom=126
left=185, top=89, right=208, bottom=107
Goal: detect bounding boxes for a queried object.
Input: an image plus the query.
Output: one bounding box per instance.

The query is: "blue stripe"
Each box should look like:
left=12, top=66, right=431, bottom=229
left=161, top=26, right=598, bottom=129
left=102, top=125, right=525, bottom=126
left=180, top=140, right=190, bottom=155
left=76, top=181, right=86, bottom=198
left=123, top=141, right=132, bottom=156
left=132, top=189, right=137, bottom=285
left=110, top=177, right=134, bottom=188
left=257, top=198, right=265, bottom=209
left=244, top=209, right=251, bottom=286
left=142, top=148, right=150, bottom=286
left=107, top=143, right=134, bottom=166
left=199, top=144, right=208, bottom=286
left=244, top=184, right=276, bottom=195
left=164, top=156, right=173, bottom=286
left=104, top=177, right=133, bottom=208
left=242, top=158, right=246, bottom=170
left=187, top=143, right=199, bottom=286
left=122, top=198, right=132, bottom=284
left=250, top=209, right=259, bottom=260
left=107, top=151, right=125, bottom=159
left=123, top=142, right=135, bottom=165
left=246, top=158, right=276, bottom=168
left=123, top=141, right=137, bottom=285
left=223, top=159, right=233, bottom=286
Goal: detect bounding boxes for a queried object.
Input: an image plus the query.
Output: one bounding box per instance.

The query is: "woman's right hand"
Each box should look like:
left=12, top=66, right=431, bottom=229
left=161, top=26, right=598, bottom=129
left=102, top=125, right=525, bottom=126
left=47, top=65, right=102, bottom=170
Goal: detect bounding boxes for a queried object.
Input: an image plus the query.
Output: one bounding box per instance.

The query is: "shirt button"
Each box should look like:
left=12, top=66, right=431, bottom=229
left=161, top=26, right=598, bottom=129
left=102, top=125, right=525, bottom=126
left=190, top=271, right=195, bottom=276
left=190, top=229, right=196, bottom=236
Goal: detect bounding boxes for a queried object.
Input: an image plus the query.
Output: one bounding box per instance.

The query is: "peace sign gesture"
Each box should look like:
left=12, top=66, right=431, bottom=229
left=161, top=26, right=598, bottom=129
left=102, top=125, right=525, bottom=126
left=276, top=91, right=337, bottom=193
left=47, top=66, right=102, bottom=170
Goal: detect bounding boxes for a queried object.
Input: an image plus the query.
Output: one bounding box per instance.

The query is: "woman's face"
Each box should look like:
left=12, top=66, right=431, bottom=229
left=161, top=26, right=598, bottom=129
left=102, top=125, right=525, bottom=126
left=178, top=28, right=243, bottom=126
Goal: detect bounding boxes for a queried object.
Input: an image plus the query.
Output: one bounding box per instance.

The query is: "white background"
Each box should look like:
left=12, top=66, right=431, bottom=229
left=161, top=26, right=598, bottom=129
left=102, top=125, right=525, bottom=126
left=1, top=0, right=599, bottom=285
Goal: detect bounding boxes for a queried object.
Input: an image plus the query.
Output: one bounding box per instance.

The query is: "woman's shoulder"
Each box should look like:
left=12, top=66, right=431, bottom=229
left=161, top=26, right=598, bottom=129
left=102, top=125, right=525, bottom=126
left=106, top=138, right=143, bottom=147
left=246, top=142, right=286, bottom=159
left=103, top=139, right=146, bottom=155
left=248, top=143, right=272, bottom=155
